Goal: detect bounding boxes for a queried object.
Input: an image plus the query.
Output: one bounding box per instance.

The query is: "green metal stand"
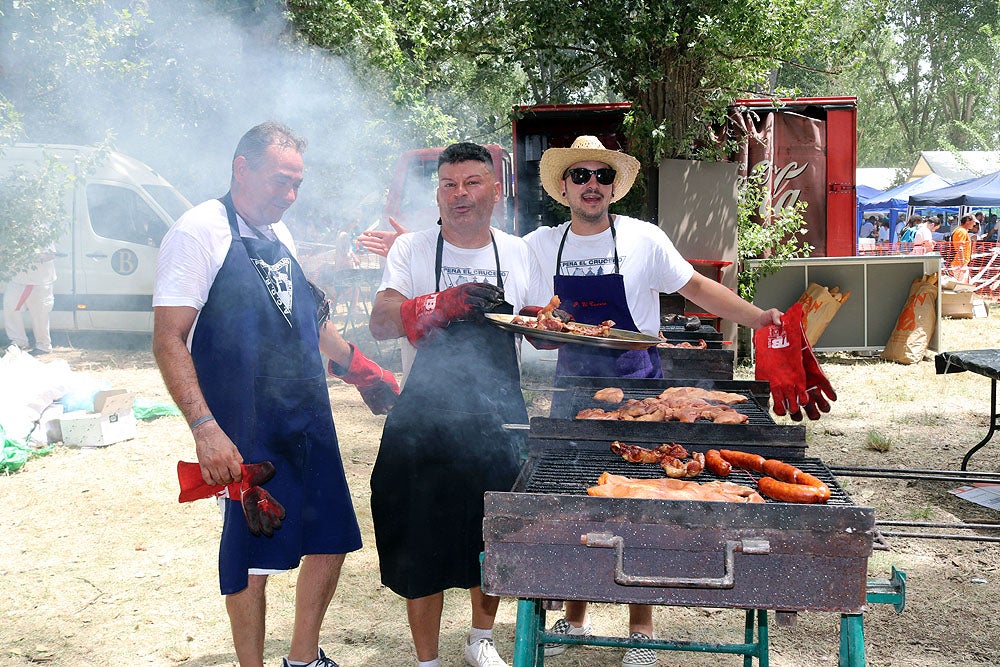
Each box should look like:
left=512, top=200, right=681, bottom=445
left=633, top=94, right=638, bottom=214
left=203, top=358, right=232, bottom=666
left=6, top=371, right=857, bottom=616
left=511, top=599, right=769, bottom=667
left=509, top=568, right=906, bottom=667
left=839, top=567, right=907, bottom=667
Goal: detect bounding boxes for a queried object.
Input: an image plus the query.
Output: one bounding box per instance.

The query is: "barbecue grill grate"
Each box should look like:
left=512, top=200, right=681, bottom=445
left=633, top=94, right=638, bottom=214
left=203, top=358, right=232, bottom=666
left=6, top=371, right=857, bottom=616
left=562, top=387, right=774, bottom=425
left=518, top=448, right=854, bottom=505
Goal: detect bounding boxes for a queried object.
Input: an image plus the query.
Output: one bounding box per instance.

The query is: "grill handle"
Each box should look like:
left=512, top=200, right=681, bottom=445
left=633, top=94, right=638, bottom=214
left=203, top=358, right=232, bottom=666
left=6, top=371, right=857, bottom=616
left=581, top=532, right=770, bottom=589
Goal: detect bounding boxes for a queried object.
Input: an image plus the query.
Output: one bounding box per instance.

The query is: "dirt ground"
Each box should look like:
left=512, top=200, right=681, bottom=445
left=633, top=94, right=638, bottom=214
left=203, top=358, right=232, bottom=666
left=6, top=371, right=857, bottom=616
left=2, top=314, right=999, bottom=667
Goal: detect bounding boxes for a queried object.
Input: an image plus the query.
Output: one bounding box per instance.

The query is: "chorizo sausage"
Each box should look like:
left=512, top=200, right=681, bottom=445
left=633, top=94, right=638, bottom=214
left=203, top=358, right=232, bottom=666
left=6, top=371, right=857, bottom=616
left=793, top=472, right=831, bottom=501
left=757, top=476, right=829, bottom=504
left=762, top=458, right=800, bottom=483
left=719, top=449, right=765, bottom=472
left=704, top=449, right=732, bottom=476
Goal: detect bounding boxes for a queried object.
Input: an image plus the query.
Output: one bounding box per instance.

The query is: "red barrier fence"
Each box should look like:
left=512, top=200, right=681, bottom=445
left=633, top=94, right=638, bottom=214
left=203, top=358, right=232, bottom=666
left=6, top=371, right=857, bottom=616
left=858, top=241, right=1000, bottom=300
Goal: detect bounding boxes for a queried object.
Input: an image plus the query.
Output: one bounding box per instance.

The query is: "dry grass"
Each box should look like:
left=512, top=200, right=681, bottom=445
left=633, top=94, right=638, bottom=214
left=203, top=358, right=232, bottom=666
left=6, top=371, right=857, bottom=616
left=1, top=313, right=999, bottom=666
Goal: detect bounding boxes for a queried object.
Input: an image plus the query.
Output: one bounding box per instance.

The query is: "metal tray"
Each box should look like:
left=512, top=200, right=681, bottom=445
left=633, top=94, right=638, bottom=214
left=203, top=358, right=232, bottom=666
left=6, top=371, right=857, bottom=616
left=485, top=313, right=661, bottom=350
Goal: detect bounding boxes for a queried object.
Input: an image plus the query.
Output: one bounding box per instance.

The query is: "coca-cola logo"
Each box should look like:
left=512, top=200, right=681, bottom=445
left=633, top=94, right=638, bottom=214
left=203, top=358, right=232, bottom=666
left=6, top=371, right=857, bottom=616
left=752, top=159, right=809, bottom=216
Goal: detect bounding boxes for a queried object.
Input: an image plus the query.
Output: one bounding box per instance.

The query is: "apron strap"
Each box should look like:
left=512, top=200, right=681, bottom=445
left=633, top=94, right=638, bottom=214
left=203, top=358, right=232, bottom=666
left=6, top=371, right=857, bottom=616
left=434, top=230, right=504, bottom=292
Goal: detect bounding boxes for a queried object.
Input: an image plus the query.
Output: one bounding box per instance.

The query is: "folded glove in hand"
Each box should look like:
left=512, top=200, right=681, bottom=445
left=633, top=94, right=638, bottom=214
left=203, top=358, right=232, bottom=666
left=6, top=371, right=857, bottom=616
left=176, top=460, right=286, bottom=537
left=754, top=303, right=810, bottom=418
left=400, top=282, right=504, bottom=346
left=329, top=342, right=400, bottom=414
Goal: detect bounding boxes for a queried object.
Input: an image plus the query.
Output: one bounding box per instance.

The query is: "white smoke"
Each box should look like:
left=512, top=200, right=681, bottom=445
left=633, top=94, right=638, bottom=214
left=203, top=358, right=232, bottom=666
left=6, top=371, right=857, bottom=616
left=2, top=1, right=409, bottom=241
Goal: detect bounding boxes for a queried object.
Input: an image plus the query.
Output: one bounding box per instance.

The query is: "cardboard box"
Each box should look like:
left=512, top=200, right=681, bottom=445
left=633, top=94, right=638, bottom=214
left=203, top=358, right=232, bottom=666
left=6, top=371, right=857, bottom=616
left=59, top=390, right=136, bottom=448
left=941, top=290, right=974, bottom=318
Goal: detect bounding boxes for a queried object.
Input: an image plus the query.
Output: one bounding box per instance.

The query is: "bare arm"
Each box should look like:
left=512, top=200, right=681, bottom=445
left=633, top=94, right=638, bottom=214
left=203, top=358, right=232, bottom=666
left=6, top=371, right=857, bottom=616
left=152, top=305, right=242, bottom=486
left=677, top=272, right=781, bottom=329
left=369, top=288, right=407, bottom=340
left=317, top=320, right=353, bottom=366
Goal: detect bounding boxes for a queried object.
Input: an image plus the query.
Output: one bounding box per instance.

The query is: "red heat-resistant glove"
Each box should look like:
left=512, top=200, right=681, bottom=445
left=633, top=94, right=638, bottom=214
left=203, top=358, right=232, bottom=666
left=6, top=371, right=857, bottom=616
left=518, top=305, right=573, bottom=350
left=400, top=282, right=504, bottom=346
left=797, top=321, right=837, bottom=421
left=176, top=460, right=285, bottom=537
left=328, top=343, right=400, bottom=414
left=754, top=303, right=810, bottom=418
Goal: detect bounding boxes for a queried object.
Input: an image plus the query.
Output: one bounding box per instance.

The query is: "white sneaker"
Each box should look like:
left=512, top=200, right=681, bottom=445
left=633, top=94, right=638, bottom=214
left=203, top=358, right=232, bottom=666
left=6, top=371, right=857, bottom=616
left=621, top=631, right=658, bottom=667
left=464, top=638, right=508, bottom=667
left=543, top=617, right=593, bottom=657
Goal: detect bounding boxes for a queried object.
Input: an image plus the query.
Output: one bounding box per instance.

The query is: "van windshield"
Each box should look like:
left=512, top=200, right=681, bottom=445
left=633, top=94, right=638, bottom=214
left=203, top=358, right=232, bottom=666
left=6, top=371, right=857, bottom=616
left=144, top=185, right=191, bottom=222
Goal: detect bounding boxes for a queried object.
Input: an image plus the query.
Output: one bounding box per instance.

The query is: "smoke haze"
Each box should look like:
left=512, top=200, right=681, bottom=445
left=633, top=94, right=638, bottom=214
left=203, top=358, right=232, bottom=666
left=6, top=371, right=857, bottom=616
left=1, top=1, right=407, bottom=240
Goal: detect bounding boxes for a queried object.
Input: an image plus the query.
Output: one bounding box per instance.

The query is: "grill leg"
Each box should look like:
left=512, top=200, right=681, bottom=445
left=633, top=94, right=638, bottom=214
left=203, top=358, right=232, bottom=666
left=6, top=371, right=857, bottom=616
left=513, top=598, right=543, bottom=667
left=839, top=614, right=866, bottom=667
left=742, top=609, right=769, bottom=667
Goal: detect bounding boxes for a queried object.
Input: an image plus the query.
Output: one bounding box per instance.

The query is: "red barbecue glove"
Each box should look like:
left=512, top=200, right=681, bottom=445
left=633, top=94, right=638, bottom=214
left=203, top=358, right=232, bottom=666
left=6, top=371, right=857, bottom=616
left=517, top=305, right=572, bottom=350
left=241, top=485, right=286, bottom=538
left=328, top=342, right=400, bottom=414
left=400, top=282, right=505, bottom=346
left=176, top=461, right=286, bottom=537
left=797, top=321, right=837, bottom=421
left=754, top=303, right=810, bottom=418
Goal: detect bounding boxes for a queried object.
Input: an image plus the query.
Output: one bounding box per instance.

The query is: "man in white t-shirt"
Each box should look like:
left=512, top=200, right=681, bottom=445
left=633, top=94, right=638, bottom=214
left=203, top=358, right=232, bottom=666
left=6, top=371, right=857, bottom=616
left=152, top=122, right=396, bottom=667
left=521, top=135, right=784, bottom=667
left=368, top=143, right=549, bottom=667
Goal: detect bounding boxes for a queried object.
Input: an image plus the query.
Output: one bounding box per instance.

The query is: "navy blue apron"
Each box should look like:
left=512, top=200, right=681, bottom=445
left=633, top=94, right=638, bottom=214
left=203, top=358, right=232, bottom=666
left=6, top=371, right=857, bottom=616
left=192, top=194, right=362, bottom=595
left=553, top=219, right=662, bottom=379
left=370, top=231, right=525, bottom=599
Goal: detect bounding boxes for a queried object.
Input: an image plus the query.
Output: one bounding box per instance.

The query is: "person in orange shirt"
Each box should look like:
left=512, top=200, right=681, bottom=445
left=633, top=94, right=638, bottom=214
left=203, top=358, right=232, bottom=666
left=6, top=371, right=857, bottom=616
left=950, top=214, right=977, bottom=283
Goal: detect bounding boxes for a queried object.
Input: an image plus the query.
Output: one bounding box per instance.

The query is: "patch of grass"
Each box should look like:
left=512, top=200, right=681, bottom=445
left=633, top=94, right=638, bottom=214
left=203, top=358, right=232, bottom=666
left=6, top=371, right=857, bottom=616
left=910, top=505, right=934, bottom=520
left=865, top=430, right=893, bottom=453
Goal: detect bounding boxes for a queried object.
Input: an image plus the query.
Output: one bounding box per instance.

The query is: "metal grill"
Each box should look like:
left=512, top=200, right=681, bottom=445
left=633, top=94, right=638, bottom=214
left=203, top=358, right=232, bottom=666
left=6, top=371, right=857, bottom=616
left=658, top=322, right=724, bottom=349
left=517, top=447, right=854, bottom=505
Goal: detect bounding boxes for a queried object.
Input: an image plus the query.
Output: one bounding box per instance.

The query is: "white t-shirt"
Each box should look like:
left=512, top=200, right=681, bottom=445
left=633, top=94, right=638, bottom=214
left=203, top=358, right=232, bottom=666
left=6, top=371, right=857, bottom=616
left=523, top=215, right=695, bottom=337
left=913, top=223, right=933, bottom=244
left=379, top=227, right=550, bottom=380
left=154, top=198, right=296, bottom=311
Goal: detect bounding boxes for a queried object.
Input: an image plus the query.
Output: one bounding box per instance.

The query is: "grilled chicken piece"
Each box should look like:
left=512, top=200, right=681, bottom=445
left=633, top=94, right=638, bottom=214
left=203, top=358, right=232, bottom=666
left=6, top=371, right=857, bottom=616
left=593, top=387, right=625, bottom=404
left=575, top=408, right=620, bottom=420
left=587, top=472, right=763, bottom=502
left=712, top=410, right=749, bottom=424
left=658, top=386, right=748, bottom=405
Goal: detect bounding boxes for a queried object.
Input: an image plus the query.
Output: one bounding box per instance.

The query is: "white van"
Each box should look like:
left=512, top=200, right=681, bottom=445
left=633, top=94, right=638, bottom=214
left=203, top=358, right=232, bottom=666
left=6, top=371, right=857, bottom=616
left=0, top=143, right=191, bottom=335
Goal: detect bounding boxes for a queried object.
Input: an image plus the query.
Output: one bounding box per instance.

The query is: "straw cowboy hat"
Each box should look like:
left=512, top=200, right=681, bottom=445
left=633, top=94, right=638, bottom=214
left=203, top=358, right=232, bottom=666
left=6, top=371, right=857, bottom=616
left=539, top=135, right=641, bottom=206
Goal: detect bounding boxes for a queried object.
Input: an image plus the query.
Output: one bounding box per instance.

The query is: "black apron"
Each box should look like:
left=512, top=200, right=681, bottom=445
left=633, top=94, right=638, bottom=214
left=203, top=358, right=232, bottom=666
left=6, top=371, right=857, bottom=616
left=553, top=220, right=662, bottom=379
left=192, top=194, right=362, bottom=595
left=370, top=231, right=526, bottom=599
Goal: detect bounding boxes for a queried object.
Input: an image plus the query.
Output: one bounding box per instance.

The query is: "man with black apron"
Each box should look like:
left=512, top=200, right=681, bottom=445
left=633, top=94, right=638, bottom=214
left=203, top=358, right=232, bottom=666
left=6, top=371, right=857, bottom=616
left=153, top=123, right=397, bottom=667
left=368, top=143, right=549, bottom=667
left=523, top=136, right=784, bottom=667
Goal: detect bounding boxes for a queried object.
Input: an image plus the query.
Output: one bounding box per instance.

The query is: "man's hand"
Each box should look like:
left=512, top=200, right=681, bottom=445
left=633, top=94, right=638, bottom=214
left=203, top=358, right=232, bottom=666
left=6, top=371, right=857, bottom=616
left=329, top=342, right=400, bottom=414
left=193, top=420, right=244, bottom=486
left=400, top=282, right=504, bottom=346
left=358, top=216, right=407, bottom=257
left=754, top=303, right=809, bottom=418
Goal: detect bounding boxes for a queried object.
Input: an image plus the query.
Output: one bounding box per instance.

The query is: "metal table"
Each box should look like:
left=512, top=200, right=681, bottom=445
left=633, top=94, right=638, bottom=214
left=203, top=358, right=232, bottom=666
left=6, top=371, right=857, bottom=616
left=935, top=349, right=1000, bottom=470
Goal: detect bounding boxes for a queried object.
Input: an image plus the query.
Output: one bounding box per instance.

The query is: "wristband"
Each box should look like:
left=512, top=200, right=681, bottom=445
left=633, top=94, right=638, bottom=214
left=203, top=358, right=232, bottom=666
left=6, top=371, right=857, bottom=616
left=189, top=414, right=216, bottom=430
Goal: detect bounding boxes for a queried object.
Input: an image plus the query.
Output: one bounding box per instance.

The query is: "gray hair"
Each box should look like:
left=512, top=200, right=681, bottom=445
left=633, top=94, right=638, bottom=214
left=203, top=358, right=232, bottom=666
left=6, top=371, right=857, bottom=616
left=233, top=122, right=306, bottom=172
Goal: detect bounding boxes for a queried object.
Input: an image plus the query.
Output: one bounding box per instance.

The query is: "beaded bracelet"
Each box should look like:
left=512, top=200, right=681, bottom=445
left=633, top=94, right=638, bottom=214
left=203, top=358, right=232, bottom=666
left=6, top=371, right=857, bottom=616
left=189, top=414, right=216, bottom=430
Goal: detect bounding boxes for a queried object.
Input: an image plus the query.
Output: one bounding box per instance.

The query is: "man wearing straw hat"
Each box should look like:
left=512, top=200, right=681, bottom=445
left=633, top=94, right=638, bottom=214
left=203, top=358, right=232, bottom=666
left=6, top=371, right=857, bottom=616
left=523, top=136, right=785, bottom=666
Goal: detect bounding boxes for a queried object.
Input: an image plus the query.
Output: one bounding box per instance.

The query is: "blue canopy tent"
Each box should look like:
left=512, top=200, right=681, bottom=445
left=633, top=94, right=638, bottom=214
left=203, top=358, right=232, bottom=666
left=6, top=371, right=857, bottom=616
left=860, top=173, right=952, bottom=242
left=908, top=169, right=1000, bottom=208
left=855, top=185, right=884, bottom=237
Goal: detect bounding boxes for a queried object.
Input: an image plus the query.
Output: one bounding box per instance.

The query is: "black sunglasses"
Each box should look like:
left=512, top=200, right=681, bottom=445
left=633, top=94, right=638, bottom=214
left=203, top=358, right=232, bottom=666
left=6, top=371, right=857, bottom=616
left=565, top=167, right=617, bottom=185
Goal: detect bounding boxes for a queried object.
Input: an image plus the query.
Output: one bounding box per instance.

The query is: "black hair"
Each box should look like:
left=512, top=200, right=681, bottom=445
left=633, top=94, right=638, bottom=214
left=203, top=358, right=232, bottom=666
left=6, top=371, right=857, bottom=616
left=233, top=122, right=306, bottom=171
left=438, top=142, right=494, bottom=171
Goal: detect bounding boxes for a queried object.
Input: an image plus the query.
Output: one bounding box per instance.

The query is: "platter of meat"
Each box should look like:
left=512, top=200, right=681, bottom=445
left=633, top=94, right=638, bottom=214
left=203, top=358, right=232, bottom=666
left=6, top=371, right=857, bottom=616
left=485, top=314, right=660, bottom=349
